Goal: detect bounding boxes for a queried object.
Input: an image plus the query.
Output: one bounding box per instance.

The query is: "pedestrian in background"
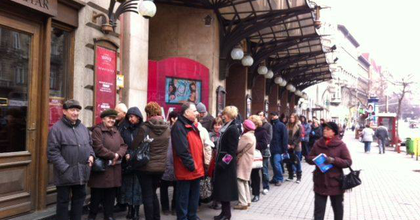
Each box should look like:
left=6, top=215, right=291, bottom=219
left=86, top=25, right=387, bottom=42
left=309, top=119, right=323, bottom=152
left=47, top=99, right=95, bottom=220
left=286, top=113, right=302, bottom=183
left=119, top=107, right=143, bottom=220
left=115, top=103, right=128, bottom=129
left=249, top=115, right=268, bottom=203
left=213, top=106, right=240, bottom=220
left=133, top=102, right=170, bottom=220
left=171, top=102, right=205, bottom=220
left=197, top=102, right=215, bottom=132
left=256, top=111, right=272, bottom=195
left=375, top=122, right=389, bottom=154
left=269, top=112, right=288, bottom=186
left=208, top=117, right=223, bottom=210
left=114, top=103, right=129, bottom=213
left=361, top=124, right=375, bottom=153
left=300, top=115, right=311, bottom=159
left=306, top=122, right=352, bottom=220
left=88, top=109, right=127, bottom=220
left=234, top=119, right=256, bottom=210
left=161, top=111, right=178, bottom=215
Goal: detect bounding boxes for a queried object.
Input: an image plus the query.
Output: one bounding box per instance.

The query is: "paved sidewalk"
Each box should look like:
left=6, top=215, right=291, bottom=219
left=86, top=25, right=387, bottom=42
left=94, top=132, right=420, bottom=220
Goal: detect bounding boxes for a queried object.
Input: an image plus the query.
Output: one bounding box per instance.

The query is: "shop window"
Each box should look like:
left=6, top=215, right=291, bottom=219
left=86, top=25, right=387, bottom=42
left=0, top=27, right=30, bottom=153
left=48, top=27, right=72, bottom=129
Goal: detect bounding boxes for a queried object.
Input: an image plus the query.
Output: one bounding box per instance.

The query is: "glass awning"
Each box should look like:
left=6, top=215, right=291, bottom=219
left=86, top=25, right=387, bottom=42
left=154, top=0, right=332, bottom=89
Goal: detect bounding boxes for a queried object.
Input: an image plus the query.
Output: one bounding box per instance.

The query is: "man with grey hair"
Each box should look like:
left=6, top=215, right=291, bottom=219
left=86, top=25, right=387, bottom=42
left=115, top=103, right=128, bottom=128
left=171, top=102, right=205, bottom=220
left=48, top=99, right=95, bottom=220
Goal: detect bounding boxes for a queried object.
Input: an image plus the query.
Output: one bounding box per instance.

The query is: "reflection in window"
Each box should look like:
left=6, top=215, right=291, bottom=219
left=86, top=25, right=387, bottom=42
left=50, top=28, right=70, bottom=98
left=49, top=27, right=71, bottom=129
left=0, top=26, right=30, bottom=153
left=13, top=32, right=20, bottom=49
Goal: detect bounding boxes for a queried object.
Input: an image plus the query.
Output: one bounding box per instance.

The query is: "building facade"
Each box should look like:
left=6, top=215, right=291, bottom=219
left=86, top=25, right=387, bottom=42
left=0, top=0, right=332, bottom=218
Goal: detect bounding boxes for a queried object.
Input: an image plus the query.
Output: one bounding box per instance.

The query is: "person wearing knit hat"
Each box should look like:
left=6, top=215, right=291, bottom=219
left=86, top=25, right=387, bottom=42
left=234, top=119, right=256, bottom=210
left=197, top=102, right=215, bottom=132
left=243, top=119, right=256, bottom=132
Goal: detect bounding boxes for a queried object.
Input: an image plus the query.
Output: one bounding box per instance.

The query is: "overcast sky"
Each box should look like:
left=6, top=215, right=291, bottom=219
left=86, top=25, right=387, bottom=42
left=318, top=0, right=420, bottom=82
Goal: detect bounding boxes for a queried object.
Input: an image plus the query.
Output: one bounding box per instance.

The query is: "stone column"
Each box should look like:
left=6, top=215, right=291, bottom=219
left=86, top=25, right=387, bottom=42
left=226, top=65, right=248, bottom=117
left=269, top=85, right=279, bottom=114
left=251, top=75, right=266, bottom=114
left=121, top=13, right=149, bottom=116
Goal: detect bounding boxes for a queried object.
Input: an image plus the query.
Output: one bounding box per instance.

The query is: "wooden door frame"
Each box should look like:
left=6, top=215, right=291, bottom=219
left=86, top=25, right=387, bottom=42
left=0, top=10, right=42, bottom=219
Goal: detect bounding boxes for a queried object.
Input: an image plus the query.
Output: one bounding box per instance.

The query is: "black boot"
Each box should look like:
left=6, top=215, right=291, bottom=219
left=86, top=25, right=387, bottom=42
left=133, top=205, right=140, bottom=220
left=114, top=203, right=127, bottom=213
left=126, top=205, right=134, bottom=219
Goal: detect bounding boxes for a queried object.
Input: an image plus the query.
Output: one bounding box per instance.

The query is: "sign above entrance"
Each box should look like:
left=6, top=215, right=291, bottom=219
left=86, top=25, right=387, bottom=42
left=11, top=0, right=58, bottom=17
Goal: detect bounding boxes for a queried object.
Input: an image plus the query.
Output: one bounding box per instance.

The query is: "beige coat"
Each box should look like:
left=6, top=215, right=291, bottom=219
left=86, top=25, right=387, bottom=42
left=236, top=131, right=256, bottom=181
left=197, top=122, right=213, bottom=166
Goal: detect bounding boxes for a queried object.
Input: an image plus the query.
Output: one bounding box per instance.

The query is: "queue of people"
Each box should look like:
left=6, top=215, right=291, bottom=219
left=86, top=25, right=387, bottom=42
left=47, top=98, right=352, bottom=220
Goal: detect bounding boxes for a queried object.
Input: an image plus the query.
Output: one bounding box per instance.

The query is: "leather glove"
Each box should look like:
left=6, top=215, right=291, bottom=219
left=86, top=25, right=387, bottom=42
left=326, top=157, right=335, bottom=164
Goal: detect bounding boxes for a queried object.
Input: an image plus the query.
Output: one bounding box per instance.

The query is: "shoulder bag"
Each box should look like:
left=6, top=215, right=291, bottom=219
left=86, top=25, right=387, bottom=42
left=125, top=127, right=154, bottom=171
left=340, top=162, right=362, bottom=190
left=252, top=149, right=263, bottom=169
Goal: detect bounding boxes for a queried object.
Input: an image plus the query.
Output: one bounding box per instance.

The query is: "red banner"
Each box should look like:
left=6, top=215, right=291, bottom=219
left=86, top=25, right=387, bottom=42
left=95, top=46, right=117, bottom=125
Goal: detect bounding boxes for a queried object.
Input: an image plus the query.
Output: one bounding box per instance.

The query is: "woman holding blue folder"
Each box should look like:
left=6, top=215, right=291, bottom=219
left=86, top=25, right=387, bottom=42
left=306, top=122, right=352, bottom=220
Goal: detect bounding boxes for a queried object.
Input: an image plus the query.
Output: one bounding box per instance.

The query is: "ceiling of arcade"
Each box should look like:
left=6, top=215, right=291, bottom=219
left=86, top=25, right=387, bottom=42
left=154, top=0, right=334, bottom=91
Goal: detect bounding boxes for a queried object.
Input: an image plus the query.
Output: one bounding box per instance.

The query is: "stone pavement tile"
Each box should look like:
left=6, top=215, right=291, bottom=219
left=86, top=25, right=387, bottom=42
left=85, top=131, right=420, bottom=220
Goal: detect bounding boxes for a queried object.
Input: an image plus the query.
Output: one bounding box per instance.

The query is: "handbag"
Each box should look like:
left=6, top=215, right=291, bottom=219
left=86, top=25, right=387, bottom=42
left=125, top=127, right=153, bottom=172
left=91, top=158, right=109, bottom=172
left=340, top=162, right=362, bottom=190
left=199, top=176, right=213, bottom=202
left=252, top=149, right=263, bottom=169
left=217, top=152, right=233, bottom=169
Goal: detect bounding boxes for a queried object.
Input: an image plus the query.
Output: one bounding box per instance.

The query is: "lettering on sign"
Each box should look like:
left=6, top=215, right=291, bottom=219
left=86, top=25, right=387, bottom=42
left=11, top=0, right=58, bottom=17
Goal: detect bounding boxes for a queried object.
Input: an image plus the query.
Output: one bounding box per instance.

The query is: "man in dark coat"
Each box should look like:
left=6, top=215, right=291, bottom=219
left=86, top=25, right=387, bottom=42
left=257, top=110, right=272, bottom=194
left=269, top=112, right=288, bottom=186
left=306, top=122, right=352, bottom=220
left=375, top=122, right=389, bottom=154
left=47, top=99, right=95, bottom=220
left=171, top=102, right=205, bottom=220
left=197, top=102, right=215, bottom=132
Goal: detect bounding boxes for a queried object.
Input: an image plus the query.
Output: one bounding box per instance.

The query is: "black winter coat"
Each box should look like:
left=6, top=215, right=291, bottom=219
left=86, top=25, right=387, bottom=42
left=47, top=117, right=95, bottom=186
left=255, top=127, right=269, bottom=151
left=270, top=119, right=288, bottom=155
left=119, top=107, right=143, bottom=173
left=212, top=121, right=240, bottom=202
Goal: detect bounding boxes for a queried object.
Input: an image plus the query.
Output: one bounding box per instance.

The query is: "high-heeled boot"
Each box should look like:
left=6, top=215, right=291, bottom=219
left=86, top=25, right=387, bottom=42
left=133, top=205, right=140, bottom=220
left=126, top=205, right=134, bottom=219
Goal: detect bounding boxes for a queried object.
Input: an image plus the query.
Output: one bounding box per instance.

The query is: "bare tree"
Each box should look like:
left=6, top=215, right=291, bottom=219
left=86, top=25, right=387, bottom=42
left=392, top=74, right=415, bottom=120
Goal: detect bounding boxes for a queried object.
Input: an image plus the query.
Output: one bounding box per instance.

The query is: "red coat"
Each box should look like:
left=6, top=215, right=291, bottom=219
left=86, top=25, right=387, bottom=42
left=306, top=136, right=352, bottom=196
left=171, top=115, right=205, bottom=181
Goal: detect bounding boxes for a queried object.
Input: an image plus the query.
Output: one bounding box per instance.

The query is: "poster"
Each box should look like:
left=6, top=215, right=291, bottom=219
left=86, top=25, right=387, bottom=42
left=95, top=46, right=117, bottom=125
left=246, top=95, right=252, bottom=118
left=49, top=97, right=64, bottom=129
left=165, top=77, right=202, bottom=104
left=216, top=86, right=226, bottom=116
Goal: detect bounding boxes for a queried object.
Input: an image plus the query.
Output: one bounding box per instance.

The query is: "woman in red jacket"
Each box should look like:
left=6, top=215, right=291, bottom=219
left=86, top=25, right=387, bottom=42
left=305, top=122, right=352, bottom=220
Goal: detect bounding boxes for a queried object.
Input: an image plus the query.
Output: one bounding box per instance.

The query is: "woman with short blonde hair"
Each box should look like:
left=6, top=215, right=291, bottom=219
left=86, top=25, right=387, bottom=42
left=248, top=115, right=262, bottom=128
left=222, top=106, right=238, bottom=120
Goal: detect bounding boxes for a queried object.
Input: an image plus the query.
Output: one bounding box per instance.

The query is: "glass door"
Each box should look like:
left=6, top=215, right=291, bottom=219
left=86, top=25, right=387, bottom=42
left=0, top=12, right=40, bottom=219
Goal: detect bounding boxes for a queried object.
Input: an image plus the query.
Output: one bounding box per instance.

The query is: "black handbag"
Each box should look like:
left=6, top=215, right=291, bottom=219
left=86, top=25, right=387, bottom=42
left=126, top=127, right=153, bottom=171
left=340, top=163, right=361, bottom=190
left=91, top=158, right=109, bottom=172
